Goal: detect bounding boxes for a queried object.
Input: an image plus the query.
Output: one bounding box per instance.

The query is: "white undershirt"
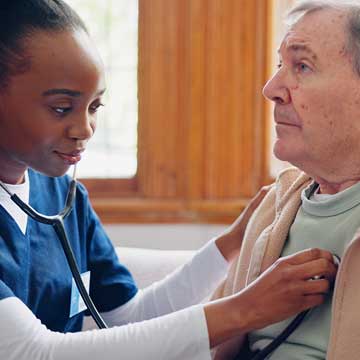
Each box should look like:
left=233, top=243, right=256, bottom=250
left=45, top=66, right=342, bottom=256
left=0, top=177, right=230, bottom=359
left=0, top=171, right=29, bottom=234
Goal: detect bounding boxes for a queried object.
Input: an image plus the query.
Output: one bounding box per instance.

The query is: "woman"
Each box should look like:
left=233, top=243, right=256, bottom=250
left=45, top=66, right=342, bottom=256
left=0, top=1, right=336, bottom=359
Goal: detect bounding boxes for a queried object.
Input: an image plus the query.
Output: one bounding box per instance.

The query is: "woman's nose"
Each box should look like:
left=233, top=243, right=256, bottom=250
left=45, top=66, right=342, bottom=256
left=67, top=115, right=95, bottom=141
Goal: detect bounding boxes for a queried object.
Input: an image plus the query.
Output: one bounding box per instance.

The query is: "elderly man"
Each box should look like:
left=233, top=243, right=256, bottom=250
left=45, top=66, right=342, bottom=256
left=212, top=1, right=360, bottom=359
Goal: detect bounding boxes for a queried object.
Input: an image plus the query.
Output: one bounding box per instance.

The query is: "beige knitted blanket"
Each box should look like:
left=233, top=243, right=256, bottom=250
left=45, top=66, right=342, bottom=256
left=211, top=168, right=311, bottom=359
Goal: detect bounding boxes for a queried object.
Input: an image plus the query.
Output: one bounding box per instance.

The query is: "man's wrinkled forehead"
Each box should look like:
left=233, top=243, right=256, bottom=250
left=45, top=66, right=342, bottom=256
left=279, top=8, right=348, bottom=59
left=279, top=32, right=317, bottom=59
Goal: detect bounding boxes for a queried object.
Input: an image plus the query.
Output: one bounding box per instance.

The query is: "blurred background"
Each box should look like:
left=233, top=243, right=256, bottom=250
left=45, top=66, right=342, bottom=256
left=66, top=0, right=296, bottom=250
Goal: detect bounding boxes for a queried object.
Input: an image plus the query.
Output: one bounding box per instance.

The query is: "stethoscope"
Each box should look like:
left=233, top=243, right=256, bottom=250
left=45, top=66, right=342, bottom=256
left=239, top=309, right=310, bottom=360
left=0, top=165, right=108, bottom=329
left=236, top=182, right=341, bottom=360
left=239, top=283, right=336, bottom=360
left=238, top=261, right=340, bottom=359
left=1, top=172, right=339, bottom=357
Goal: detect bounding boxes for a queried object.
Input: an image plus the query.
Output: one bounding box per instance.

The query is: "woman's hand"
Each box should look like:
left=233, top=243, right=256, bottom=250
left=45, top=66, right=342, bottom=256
left=204, top=248, right=338, bottom=347
left=215, top=185, right=272, bottom=262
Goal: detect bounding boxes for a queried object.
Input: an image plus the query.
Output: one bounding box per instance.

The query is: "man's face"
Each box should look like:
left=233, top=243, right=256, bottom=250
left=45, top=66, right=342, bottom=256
left=0, top=29, right=106, bottom=183
left=263, top=8, right=360, bottom=183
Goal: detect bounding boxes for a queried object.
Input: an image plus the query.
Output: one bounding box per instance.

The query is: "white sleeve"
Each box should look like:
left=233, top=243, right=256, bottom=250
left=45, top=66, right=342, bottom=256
left=101, top=238, right=229, bottom=326
left=0, top=297, right=211, bottom=360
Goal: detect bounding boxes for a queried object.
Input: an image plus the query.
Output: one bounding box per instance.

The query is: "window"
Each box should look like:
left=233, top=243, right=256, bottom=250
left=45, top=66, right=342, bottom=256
left=66, top=0, right=139, bottom=179
left=65, top=0, right=275, bottom=224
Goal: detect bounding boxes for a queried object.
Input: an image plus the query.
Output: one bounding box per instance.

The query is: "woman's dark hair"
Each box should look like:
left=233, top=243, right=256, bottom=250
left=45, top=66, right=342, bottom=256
left=0, top=0, right=87, bottom=87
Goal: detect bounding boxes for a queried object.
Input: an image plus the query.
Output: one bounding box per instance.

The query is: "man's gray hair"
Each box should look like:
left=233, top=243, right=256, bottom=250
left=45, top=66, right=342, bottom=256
left=287, top=0, right=360, bottom=75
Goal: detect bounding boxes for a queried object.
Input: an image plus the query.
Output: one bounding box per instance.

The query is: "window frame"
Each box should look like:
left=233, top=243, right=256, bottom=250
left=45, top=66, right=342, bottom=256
left=82, top=0, right=274, bottom=224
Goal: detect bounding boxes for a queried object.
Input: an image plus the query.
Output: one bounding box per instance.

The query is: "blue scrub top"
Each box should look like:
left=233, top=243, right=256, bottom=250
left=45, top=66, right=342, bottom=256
left=0, top=169, right=138, bottom=332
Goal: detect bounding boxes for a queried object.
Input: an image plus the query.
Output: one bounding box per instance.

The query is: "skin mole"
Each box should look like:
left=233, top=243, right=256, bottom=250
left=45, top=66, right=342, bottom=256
left=339, top=45, right=346, bottom=56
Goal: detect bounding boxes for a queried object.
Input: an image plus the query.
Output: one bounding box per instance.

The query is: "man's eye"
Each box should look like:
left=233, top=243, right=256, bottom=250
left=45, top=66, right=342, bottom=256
left=295, top=62, right=311, bottom=73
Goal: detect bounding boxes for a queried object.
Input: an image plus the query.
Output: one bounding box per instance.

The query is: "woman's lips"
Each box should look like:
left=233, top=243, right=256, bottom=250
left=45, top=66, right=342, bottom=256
left=55, top=151, right=82, bottom=165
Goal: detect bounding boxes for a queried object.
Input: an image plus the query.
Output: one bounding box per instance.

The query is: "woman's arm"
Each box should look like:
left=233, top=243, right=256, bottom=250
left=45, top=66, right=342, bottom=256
left=205, top=248, right=337, bottom=347
left=0, top=249, right=336, bottom=360
left=0, top=297, right=211, bottom=360
left=101, top=238, right=229, bottom=326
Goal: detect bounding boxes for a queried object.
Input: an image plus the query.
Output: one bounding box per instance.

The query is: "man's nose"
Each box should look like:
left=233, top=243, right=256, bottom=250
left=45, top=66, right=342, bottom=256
left=262, top=72, right=291, bottom=105
left=67, top=115, right=95, bottom=141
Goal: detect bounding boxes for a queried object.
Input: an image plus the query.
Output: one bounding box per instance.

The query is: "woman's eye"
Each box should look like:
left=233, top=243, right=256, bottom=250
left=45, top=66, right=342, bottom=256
left=90, top=103, right=105, bottom=113
left=52, top=107, right=72, bottom=115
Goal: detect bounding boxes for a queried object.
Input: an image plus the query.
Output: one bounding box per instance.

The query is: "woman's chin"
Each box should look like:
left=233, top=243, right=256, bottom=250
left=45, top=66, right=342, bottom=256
left=32, top=164, right=71, bottom=178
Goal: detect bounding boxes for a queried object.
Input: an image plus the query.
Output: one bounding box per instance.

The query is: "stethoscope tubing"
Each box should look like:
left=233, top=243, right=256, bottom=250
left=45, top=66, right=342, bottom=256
left=1, top=174, right=340, bottom=345
left=0, top=171, right=108, bottom=329
left=246, top=310, right=310, bottom=360
left=52, top=217, right=108, bottom=329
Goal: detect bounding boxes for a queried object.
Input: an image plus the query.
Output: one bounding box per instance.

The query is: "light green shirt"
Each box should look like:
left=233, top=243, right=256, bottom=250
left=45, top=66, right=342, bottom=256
left=248, top=181, right=360, bottom=359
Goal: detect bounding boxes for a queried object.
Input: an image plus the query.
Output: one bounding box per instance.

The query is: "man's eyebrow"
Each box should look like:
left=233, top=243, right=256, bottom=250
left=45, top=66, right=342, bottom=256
left=42, top=89, right=82, bottom=97
left=285, top=43, right=318, bottom=60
